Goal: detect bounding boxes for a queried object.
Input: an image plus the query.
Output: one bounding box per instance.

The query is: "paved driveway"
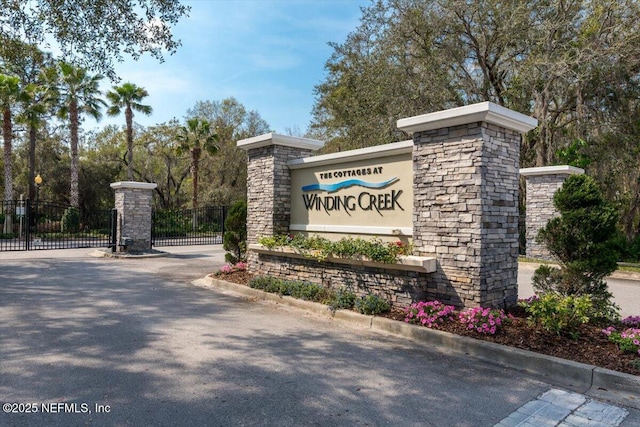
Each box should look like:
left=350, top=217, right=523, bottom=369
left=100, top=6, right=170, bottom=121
left=1, top=246, right=638, bottom=426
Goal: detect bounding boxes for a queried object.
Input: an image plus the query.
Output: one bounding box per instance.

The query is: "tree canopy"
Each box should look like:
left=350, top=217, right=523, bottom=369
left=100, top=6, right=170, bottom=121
left=310, top=0, right=640, bottom=243
left=0, top=0, right=190, bottom=79
left=311, top=0, right=640, bottom=163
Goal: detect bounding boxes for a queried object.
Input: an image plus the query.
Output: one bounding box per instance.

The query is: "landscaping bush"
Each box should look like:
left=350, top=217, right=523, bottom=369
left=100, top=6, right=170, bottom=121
left=249, top=276, right=285, bottom=294
left=285, top=280, right=329, bottom=301
left=519, top=293, right=592, bottom=339
left=355, top=294, right=390, bottom=315
left=534, top=174, right=620, bottom=320
left=61, top=207, right=80, bottom=233
left=247, top=276, right=330, bottom=302
left=326, top=288, right=357, bottom=311
left=223, top=201, right=247, bottom=264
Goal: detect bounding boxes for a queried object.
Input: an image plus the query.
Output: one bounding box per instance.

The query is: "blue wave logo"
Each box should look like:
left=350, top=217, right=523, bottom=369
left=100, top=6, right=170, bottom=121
left=302, top=177, right=399, bottom=193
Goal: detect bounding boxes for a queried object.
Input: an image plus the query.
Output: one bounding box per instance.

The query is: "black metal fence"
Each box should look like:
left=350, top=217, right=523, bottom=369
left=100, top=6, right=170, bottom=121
left=152, top=206, right=226, bottom=247
left=0, top=199, right=115, bottom=251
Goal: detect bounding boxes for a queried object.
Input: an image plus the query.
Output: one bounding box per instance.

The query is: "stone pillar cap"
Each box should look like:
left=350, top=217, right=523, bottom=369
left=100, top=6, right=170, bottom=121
left=110, top=181, right=158, bottom=190
left=237, top=132, right=324, bottom=151
left=520, top=165, right=584, bottom=177
left=397, top=101, right=538, bottom=134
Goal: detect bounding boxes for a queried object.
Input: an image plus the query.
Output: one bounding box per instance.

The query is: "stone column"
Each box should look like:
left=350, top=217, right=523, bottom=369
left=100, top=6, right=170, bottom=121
left=398, top=102, right=537, bottom=309
left=520, top=166, right=584, bottom=261
left=237, top=133, right=324, bottom=245
left=110, top=181, right=157, bottom=252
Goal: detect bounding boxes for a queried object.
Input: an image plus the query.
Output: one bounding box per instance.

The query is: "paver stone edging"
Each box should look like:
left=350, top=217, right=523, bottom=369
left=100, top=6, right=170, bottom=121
left=193, top=276, right=640, bottom=409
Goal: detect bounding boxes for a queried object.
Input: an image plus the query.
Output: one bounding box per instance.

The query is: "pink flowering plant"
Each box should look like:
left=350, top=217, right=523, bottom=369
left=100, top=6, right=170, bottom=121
left=404, top=301, right=456, bottom=328
left=459, top=307, right=509, bottom=335
left=622, top=316, right=640, bottom=327
left=602, top=325, right=640, bottom=356
left=214, top=262, right=248, bottom=276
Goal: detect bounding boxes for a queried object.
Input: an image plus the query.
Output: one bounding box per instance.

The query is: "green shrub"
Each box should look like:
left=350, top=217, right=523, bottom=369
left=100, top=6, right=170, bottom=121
left=326, top=288, right=357, bottom=311
left=355, top=294, right=391, bottom=315
left=534, top=174, right=620, bottom=321
left=61, top=207, right=80, bottom=233
left=248, top=276, right=329, bottom=302
left=249, top=276, right=285, bottom=293
left=287, top=281, right=329, bottom=301
left=223, top=201, right=247, bottom=264
left=519, top=293, right=593, bottom=339
left=258, top=234, right=292, bottom=249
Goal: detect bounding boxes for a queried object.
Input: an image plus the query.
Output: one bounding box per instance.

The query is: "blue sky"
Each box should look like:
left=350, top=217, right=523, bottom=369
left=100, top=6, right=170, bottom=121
left=88, top=0, right=369, bottom=135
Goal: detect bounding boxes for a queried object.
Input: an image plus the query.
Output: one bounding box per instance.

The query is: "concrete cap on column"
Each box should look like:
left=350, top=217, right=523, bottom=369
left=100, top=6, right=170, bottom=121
left=397, top=101, right=538, bottom=134
left=237, top=132, right=324, bottom=151
left=110, top=181, right=158, bottom=190
left=520, top=165, right=584, bottom=177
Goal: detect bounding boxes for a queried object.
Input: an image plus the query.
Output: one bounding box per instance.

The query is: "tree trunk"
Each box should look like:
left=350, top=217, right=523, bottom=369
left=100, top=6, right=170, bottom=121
left=3, top=107, right=13, bottom=202
left=2, top=107, right=13, bottom=234
left=28, top=124, right=36, bottom=201
left=191, top=147, right=201, bottom=210
left=70, top=99, right=80, bottom=208
left=126, top=105, right=134, bottom=180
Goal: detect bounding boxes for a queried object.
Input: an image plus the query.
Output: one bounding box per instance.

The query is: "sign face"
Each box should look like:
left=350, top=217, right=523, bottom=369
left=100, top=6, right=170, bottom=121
left=290, top=153, right=413, bottom=235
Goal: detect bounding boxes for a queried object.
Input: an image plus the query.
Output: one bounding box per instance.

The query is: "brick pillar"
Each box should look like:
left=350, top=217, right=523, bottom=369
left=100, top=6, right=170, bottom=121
left=237, top=133, right=323, bottom=245
left=110, top=181, right=157, bottom=252
left=520, top=166, right=584, bottom=261
left=398, top=102, right=537, bottom=309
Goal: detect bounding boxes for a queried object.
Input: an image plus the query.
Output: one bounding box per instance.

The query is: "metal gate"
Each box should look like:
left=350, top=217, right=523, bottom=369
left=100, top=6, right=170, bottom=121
left=0, top=199, right=116, bottom=251
left=152, top=206, right=226, bottom=246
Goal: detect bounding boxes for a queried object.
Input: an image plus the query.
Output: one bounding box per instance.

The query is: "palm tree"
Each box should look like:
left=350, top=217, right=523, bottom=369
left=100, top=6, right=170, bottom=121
left=56, top=62, right=106, bottom=208
left=106, top=82, right=152, bottom=180
left=18, top=68, right=59, bottom=200
left=0, top=74, right=21, bottom=200
left=176, top=118, right=219, bottom=210
left=0, top=74, right=22, bottom=234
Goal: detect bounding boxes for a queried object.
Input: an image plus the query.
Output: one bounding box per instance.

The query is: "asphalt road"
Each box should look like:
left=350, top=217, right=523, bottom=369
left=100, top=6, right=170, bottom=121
left=0, top=246, right=638, bottom=426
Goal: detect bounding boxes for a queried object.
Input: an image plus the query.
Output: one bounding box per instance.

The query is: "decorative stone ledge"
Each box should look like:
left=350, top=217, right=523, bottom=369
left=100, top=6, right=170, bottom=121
left=248, top=243, right=437, bottom=273
left=396, top=101, right=538, bottom=134
left=520, top=165, right=584, bottom=177
left=110, top=181, right=158, bottom=190
left=237, top=132, right=324, bottom=151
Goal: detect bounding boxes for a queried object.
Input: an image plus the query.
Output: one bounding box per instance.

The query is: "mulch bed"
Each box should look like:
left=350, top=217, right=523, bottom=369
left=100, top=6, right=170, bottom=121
left=212, top=270, right=640, bottom=376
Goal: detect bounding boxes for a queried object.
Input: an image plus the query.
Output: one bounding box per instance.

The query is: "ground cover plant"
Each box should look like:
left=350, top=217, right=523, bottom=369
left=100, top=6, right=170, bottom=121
left=213, top=268, right=640, bottom=376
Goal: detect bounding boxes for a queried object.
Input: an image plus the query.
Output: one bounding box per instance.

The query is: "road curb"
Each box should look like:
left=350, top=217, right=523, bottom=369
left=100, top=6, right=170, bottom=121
left=193, top=276, right=640, bottom=409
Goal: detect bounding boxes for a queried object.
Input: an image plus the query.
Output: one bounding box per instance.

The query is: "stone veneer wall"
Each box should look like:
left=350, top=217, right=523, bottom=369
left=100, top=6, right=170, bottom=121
left=250, top=253, right=429, bottom=307
left=240, top=104, right=536, bottom=311
left=521, top=167, right=584, bottom=261
left=246, top=145, right=315, bottom=244
left=111, top=182, right=156, bottom=252
left=412, top=122, right=521, bottom=308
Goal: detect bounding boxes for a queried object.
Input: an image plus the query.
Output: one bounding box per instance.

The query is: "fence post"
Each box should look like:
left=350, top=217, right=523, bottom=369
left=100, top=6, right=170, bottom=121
left=25, top=199, right=31, bottom=250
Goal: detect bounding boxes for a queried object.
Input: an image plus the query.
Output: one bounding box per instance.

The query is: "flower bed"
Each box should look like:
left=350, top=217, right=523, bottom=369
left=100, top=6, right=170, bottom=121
left=214, top=268, right=640, bottom=376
